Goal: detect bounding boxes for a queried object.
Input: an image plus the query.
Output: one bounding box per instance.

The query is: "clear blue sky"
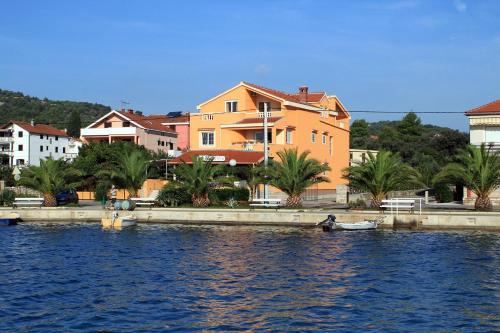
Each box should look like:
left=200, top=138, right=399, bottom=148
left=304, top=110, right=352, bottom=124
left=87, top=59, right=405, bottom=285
left=1, top=0, right=499, bottom=131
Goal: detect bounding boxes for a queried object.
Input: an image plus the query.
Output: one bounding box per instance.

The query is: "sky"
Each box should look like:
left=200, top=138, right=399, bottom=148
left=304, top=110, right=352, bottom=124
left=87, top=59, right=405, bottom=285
left=1, top=0, right=499, bottom=131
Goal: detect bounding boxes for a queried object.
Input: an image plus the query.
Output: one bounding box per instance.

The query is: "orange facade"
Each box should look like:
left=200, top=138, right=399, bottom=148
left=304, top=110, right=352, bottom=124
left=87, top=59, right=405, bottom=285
left=189, top=82, right=350, bottom=190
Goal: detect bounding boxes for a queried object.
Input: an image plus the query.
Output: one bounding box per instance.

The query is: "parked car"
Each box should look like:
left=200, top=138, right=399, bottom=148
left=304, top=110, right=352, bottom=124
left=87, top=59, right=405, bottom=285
left=56, top=189, right=79, bottom=206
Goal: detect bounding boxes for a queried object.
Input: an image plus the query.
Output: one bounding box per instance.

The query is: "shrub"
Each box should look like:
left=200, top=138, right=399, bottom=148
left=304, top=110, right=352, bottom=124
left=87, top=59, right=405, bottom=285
left=434, top=183, right=453, bottom=203
left=156, top=183, right=191, bottom=207
left=94, top=183, right=108, bottom=202
left=210, top=188, right=249, bottom=204
left=0, top=189, right=15, bottom=207
left=348, top=198, right=367, bottom=209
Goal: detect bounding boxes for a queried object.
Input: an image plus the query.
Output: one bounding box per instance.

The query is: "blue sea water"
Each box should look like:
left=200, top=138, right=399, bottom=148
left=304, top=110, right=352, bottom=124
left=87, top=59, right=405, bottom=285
left=0, top=223, right=498, bottom=332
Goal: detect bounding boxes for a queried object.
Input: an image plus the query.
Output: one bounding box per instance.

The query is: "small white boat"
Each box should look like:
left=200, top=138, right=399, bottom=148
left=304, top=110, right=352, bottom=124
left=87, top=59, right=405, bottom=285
left=101, top=212, right=137, bottom=229
left=317, top=214, right=383, bottom=231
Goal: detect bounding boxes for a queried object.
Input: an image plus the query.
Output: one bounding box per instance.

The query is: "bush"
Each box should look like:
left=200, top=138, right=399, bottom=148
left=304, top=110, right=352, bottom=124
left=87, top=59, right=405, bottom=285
left=0, top=189, right=15, bottom=207
left=434, top=183, right=453, bottom=203
left=94, top=183, right=108, bottom=202
left=348, top=198, right=367, bottom=209
left=209, top=188, right=249, bottom=204
left=156, top=183, right=191, bottom=207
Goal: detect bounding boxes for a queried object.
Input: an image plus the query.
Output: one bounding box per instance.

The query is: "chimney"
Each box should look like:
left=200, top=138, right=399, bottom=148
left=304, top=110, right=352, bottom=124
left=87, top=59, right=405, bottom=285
left=127, top=109, right=134, bottom=114
left=30, top=119, right=35, bottom=126
left=121, top=108, right=125, bottom=112
left=298, top=86, right=309, bottom=103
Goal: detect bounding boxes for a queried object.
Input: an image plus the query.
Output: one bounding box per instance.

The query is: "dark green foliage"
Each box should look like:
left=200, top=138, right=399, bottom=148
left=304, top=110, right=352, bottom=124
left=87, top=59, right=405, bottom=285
left=67, top=111, right=82, bottom=138
left=0, top=189, right=15, bottom=207
left=350, top=113, right=468, bottom=168
left=0, top=165, right=15, bottom=186
left=210, top=188, right=250, bottom=203
left=433, top=183, right=453, bottom=203
left=156, top=183, right=191, bottom=207
left=94, top=183, right=109, bottom=202
left=0, top=89, right=110, bottom=128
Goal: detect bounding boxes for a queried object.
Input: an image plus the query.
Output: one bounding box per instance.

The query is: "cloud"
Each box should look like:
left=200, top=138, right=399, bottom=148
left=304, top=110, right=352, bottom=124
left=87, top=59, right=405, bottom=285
left=454, top=0, right=467, bottom=13
left=255, top=64, right=271, bottom=76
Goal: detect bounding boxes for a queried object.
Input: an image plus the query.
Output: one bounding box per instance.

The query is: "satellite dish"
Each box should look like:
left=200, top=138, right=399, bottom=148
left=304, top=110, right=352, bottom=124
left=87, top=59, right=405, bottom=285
left=229, top=159, right=237, bottom=167
left=12, top=166, right=21, bottom=181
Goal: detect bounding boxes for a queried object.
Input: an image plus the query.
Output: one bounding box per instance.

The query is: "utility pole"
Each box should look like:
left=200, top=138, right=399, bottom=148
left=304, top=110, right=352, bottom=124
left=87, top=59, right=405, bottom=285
left=263, top=103, right=269, bottom=200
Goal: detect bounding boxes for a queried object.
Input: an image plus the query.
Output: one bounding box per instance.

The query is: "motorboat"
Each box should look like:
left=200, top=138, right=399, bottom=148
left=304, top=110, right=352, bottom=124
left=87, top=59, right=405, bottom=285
left=101, top=212, right=137, bottom=229
left=317, top=214, right=383, bottom=232
left=0, top=212, right=19, bottom=226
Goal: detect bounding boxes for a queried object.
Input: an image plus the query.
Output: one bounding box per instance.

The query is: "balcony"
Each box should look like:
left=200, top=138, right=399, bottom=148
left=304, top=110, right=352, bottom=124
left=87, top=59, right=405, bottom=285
left=0, top=137, right=13, bottom=143
left=81, top=127, right=138, bottom=137
left=232, top=140, right=279, bottom=152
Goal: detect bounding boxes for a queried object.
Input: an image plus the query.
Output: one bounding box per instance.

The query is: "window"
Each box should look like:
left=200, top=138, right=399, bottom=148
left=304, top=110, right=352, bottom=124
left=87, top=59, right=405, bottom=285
left=202, top=114, right=214, bottom=121
left=286, top=129, right=293, bottom=144
left=123, top=121, right=130, bottom=127
left=40, top=146, right=43, bottom=152
left=18, top=144, right=23, bottom=151
left=55, top=136, right=59, bottom=141
left=55, top=147, right=59, bottom=153
left=104, top=122, right=112, bottom=128
left=18, top=131, right=23, bottom=138
left=46, top=135, right=48, bottom=139
left=63, top=147, right=66, bottom=153
left=321, top=111, right=329, bottom=118
left=50, top=138, right=53, bottom=144
left=311, top=131, right=317, bottom=143
left=16, top=159, right=25, bottom=165
left=40, top=134, right=43, bottom=139
left=259, top=102, right=272, bottom=112
left=255, top=130, right=272, bottom=143
left=322, top=134, right=327, bottom=144
left=46, top=146, right=49, bottom=151
left=225, top=101, right=238, bottom=112
left=158, top=140, right=161, bottom=146
left=169, top=142, right=174, bottom=149
left=201, top=131, right=215, bottom=146
left=329, top=137, right=333, bottom=156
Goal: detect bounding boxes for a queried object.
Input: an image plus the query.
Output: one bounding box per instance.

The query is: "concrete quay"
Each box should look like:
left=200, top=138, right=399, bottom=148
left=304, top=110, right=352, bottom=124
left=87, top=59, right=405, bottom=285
left=1, top=207, right=499, bottom=231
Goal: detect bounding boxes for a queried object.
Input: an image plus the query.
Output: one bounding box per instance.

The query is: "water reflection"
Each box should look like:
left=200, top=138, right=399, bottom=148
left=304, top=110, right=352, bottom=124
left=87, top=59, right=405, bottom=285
left=0, top=224, right=498, bottom=332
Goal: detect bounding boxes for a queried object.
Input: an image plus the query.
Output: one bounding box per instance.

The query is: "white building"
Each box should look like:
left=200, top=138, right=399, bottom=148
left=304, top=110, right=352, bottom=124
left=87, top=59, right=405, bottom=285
left=0, top=121, right=76, bottom=167
left=466, top=100, right=500, bottom=149
left=349, top=149, right=379, bottom=166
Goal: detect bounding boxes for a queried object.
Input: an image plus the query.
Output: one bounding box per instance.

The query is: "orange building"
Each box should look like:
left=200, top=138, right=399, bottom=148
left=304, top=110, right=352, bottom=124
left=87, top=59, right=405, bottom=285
left=189, top=82, right=350, bottom=191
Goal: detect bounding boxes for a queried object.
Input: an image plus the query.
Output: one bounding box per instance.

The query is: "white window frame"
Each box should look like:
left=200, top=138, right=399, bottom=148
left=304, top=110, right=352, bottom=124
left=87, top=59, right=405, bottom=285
left=200, top=131, right=215, bottom=147
left=311, top=131, right=317, bottom=143
left=286, top=129, right=293, bottom=144
left=202, top=114, right=214, bottom=121
left=225, top=100, right=238, bottom=113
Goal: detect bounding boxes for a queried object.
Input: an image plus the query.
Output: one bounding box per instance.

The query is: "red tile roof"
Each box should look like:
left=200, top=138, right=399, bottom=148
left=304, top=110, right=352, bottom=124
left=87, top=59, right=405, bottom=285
left=117, top=111, right=176, bottom=133
left=466, top=100, right=500, bottom=115
left=1, top=121, right=68, bottom=137
left=234, top=117, right=282, bottom=124
left=170, top=150, right=264, bottom=165
left=243, top=82, right=326, bottom=104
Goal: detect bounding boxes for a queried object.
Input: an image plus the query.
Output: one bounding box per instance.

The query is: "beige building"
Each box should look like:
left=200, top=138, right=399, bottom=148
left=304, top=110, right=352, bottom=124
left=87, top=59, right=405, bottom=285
left=349, top=149, right=378, bottom=166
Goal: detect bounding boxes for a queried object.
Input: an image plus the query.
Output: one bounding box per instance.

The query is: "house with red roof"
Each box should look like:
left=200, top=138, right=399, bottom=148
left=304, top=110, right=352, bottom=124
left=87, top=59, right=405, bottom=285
left=0, top=120, right=76, bottom=167
left=465, top=100, right=500, bottom=149
left=81, top=109, right=178, bottom=154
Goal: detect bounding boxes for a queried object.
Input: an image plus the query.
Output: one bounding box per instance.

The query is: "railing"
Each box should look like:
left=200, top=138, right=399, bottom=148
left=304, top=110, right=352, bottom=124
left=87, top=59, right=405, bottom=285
left=0, top=137, right=13, bottom=143
left=81, top=127, right=138, bottom=136
left=257, top=112, right=272, bottom=118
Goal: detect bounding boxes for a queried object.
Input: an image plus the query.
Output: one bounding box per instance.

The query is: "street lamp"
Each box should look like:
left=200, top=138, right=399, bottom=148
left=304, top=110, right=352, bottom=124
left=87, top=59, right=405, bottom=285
left=263, top=103, right=269, bottom=200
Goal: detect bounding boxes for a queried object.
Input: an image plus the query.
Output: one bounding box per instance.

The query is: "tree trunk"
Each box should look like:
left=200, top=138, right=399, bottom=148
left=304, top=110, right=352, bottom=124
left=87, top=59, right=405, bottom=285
left=192, top=194, right=210, bottom=207
left=474, top=195, right=492, bottom=211
left=43, top=193, right=57, bottom=207
left=370, top=193, right=385, bottom=209
left=286, top=194, right=302, bottom=208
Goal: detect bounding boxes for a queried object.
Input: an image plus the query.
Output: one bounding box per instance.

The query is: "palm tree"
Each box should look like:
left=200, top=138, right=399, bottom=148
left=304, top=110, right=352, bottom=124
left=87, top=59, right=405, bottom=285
left=266, top=149, right=330, bottom=207
left=344, top=151, right=422, bottom=208
left=173, top=157, right=226, bottom=207
left=18, top=158, right=82, bottom=207
left=104, top=150, right=150, bottom=198
left=246, top=165, right=265, bottom=201
left=433, top=143, right=500, bottom=211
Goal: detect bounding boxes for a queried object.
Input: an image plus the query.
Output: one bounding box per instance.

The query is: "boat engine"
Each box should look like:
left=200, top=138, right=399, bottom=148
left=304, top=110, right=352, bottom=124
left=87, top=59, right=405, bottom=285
left=317, top=214, right=336, bottom=232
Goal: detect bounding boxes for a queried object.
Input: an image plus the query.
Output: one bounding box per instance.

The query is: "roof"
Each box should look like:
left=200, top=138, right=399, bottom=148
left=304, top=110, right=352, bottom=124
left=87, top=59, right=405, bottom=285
left=466, top=100, right=500, bottom=115
left=243, top=82, right=326, bottom=104
left=1, top=121, right=68, bottom=137
left=117, top=111, right=176, bottom=133
left=234, top=117, right=282, bottom=124
left=170, top=150, right=265, bottom=165
left=159, top=115, right=190, bottom=124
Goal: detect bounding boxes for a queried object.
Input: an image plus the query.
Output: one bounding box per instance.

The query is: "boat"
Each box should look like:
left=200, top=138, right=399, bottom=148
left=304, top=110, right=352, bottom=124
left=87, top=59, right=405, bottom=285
left=317, top=214, right=383, bottom=232
left=0, top=213, right=20, bottom=226
left=101, top=212, right=137, bottom=229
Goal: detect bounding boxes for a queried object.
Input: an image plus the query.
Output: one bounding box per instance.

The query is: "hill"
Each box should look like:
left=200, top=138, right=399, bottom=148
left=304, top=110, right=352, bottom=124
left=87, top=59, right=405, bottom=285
left=0, top=89, right=111, bottom=129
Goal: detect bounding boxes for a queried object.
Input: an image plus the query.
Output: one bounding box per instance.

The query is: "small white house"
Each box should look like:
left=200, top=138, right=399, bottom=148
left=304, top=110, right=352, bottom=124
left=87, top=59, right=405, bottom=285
left=0, top=120, right=75, bottom=167
left=349, top=149, right=379, bottom=166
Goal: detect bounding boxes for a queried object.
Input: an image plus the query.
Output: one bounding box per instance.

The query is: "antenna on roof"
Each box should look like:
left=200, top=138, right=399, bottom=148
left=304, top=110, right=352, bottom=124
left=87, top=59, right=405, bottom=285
left=121, top=100, right=131, bottom=109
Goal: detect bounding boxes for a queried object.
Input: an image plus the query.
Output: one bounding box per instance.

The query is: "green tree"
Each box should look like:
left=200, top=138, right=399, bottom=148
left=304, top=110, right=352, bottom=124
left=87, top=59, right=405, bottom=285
left=102, top=149, right=150, bottom=198
left=398, top=112, right=422, bottom=136
left=67, top=111, right=82, bottom=137
left=267, top=149, right=330, bottom=207
left=173, top=157, right=226, bottom=207
left=350, top=119, right=370, bottom=148
left=18, top=158, right=82, bottom=206
left=344, top=151, right=422, bottom=208
left=245, top=165, right=265, bottom=200
left=433, top=144, right=500, bottom=211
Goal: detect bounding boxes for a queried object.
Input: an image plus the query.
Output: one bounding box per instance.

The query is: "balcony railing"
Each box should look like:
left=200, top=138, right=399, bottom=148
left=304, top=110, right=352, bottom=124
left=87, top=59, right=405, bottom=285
left=0, top=137, right=13, bottom=143
left=81, top=127, right=138, bottom=137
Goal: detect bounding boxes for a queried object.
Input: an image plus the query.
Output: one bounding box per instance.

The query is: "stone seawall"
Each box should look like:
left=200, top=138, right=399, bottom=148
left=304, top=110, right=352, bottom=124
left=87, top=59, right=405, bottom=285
left=2, top=208, right=499, bottom=230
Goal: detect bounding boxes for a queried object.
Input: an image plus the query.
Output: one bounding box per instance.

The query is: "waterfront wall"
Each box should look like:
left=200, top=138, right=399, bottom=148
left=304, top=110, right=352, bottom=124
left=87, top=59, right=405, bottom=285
left=1, top=208, right=499, bottom=230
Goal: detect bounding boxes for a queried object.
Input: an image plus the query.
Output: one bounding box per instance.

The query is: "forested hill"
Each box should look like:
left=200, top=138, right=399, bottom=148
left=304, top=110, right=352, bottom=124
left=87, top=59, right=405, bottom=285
left=0, top=89, right=111, bottom=129
left=350, top=113, right=469, bottom=168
